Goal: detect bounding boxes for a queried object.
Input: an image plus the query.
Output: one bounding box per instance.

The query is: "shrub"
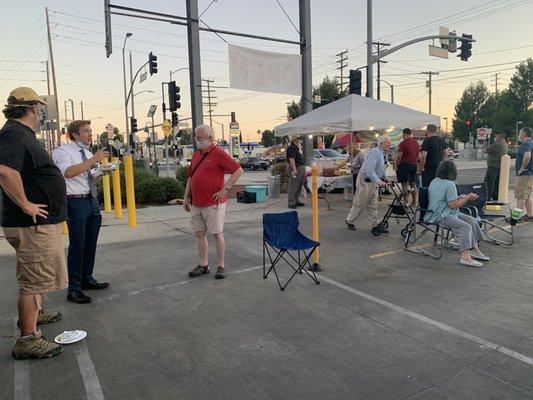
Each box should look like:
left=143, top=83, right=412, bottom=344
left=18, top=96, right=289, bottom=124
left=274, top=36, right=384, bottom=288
left=158, top=177, right=184, bottom=201
left=136, top=178, right=167, bottom=204
left=175, top=166, right=189, bottom=187
left=270, top=162, right=289, bottom=193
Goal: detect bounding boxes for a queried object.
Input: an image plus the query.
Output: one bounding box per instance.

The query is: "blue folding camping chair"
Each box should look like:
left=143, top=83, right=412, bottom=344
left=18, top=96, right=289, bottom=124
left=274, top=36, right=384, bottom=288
left=262, top=211, right=320, bottom=291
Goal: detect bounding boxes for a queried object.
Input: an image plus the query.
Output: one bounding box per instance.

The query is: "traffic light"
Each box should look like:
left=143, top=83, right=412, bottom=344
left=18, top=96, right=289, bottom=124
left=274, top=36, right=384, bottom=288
left=171, top=112, right=178, bottom=127
left=148, top=52, right=158, bottom=75
left=457, top=34, right=472, bottom=61
left=130, top=117, right=138, bottom=133
left=168, top=81, right=181, bottom=111
left=349, top=69, right=362, bottom=95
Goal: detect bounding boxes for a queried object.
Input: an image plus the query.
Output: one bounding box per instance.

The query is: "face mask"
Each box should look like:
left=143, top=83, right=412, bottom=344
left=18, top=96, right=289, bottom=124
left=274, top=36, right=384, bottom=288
left=196, top=139, right=209, bottom=150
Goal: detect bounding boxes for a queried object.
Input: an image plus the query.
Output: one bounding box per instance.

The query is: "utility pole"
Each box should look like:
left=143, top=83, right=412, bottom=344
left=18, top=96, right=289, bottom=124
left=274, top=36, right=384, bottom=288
left=421, top=71, right=439, bottom=114
left=45, top=7, right=61, bottom=147
left=80, top=101, right=84, bottom=119
left=64, top=100, right=68, bottom=126
left=334, top=50, right=348, bottom=93
left=366, top=0, right=373, bottom=98
left=299, top=0, right=313, bottom=165
left=45, top=60, right=51, bottom=95
left=202, top=78, right=216, bottom=127
left=69, top=99, right=75, bottom=121
left=186, top=0, right=204, bottom=133
left=373, top=41, right=390, bottom=100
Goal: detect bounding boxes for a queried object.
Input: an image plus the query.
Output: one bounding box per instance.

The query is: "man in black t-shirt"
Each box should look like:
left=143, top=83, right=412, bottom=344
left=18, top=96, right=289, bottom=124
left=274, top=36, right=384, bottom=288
left=419, top=124, right=447, bottom=187
left=0, top=87, right=67, bottom=359
left=286, top=136, right=305, bottom=208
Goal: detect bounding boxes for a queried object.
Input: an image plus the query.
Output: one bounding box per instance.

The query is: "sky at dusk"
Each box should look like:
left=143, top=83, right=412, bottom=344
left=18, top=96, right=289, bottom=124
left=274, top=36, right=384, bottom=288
left=1, top=0, right=532, bottom=141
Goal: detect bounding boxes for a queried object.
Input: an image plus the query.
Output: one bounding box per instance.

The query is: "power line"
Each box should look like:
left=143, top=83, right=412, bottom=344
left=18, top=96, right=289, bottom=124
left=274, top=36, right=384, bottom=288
left=274, top=0, right=300, bottom=35
left=382, top=60, right=525, bottom=77
left=199, top=0, right=218, bottom=18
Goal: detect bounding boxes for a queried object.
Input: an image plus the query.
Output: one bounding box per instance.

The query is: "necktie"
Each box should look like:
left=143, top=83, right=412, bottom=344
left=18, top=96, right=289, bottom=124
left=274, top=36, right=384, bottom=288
left=80, top=149, right=97, bottom=198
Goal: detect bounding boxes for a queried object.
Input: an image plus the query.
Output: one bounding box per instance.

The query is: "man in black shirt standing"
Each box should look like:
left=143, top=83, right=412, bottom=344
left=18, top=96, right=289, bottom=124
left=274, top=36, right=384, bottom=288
left=0, top=87, right=67, bottom=359
left=419, top=124, right=448, bottom=187
left=286, top=136, right=305, bottom=209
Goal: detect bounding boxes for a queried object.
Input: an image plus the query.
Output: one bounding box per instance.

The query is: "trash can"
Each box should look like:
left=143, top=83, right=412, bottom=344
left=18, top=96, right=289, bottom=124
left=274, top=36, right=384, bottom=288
left=267, top=175, right=281, bottom=199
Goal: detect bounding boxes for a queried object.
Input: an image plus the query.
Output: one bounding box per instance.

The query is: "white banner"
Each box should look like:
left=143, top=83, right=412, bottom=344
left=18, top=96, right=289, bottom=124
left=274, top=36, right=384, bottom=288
left=228, top=44, right=301, bottom=96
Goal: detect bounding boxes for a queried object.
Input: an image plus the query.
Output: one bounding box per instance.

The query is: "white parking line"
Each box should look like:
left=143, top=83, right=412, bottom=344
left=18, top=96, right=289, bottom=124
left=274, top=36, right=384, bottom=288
left=13, top=318, right=31, bottom=400
left=319, top=275, right=533, bottom=367
left=74, top=341, right=105, bottom=400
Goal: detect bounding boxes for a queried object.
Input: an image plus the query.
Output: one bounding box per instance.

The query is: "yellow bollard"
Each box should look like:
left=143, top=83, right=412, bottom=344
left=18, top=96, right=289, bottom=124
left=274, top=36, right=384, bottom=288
left=123, top=155, right=137, bottom=228
left=62, top=221, right=69, bottom=235
left=111, top=156, right=123, bottom=219
left=311, top=165, right=321, bottom=267
left=498, top=154, right=511, bottom=203
left=101, top=158, right=113, bottom=213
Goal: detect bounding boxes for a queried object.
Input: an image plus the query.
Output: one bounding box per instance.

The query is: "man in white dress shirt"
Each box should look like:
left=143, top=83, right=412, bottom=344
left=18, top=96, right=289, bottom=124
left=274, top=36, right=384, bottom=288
left=53, top=120, right=110, bottom=304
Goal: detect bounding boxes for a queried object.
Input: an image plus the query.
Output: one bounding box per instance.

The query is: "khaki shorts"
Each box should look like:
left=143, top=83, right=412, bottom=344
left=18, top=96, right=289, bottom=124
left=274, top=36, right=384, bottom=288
left=4, top=223, right=68, bottom=295
left=515, top=175, right=533, bottom=200
left=190, top=203, right=226, bottom=234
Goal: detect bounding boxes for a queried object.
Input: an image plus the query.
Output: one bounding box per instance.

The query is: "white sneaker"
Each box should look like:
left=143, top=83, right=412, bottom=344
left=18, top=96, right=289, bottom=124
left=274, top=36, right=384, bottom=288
left=470, top=251, right=490, bottom=261
left=460, top=258, right=483, bottom=268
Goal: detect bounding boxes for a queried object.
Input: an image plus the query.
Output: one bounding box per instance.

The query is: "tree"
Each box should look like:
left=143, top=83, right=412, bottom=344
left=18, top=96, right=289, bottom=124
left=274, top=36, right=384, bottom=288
left=260, top=129, right=275, bottom=147
left=99, top=127, right=123, bottom=147
left=176, top=128, right=192, bottom=145
left=287, top=100, right=301, bottom=121
left=507, top=58, right=533, bottom=115
left=451, top=81, right=491, bottom=143
left=314, top=75, right=342, bottom=102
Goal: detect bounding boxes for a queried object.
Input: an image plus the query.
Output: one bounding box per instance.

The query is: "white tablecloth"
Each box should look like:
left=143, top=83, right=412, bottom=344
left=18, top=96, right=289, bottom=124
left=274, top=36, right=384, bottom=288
left=306, top=175, right=352, bottom=192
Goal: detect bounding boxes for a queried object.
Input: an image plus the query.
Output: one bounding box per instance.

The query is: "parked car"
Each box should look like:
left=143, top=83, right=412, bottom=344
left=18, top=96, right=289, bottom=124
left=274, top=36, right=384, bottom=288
left=313, top=148, right=347, bottom=161
left=239, top=156, right=269, bottom=170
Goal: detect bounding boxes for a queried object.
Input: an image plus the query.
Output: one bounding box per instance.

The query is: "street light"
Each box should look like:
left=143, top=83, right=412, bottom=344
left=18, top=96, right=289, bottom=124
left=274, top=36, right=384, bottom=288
left=87, top=116, right=103, bottom=121
left=212, top=120, right=225, bottom=144
left=122, top=32, right=133, bottom=154
left=134, top=90, right=155, bottom=97
left=516, top=121, right=523, bottom=151
left=170, top=67, right=189, bottom=81
left=68, top=98, right=75, bottom=121
left=380, top=80, right=394, bottom=103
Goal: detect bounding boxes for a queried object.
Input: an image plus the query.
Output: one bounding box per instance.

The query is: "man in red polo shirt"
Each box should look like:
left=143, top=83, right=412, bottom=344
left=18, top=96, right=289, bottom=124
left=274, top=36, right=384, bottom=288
left=183, top=124, right=243, bottom=280
left=394, top=128, right=420, bottom=206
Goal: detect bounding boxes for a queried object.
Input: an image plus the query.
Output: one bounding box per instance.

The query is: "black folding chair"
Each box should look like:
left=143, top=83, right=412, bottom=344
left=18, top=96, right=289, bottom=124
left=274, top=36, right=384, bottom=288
left=403, top=187, right=457, bottom=259
left=263, top=211, right=320, bottom=291
left=456, top=183, right=514, bottom=246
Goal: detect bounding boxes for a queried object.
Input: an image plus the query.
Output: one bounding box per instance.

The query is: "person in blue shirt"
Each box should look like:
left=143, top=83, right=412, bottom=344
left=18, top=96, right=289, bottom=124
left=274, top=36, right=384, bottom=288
left=514, top=126, right=532, bottom=221
left=424, top=160, right=489, bottom=268
left=346, top=135, right=391, bottom=232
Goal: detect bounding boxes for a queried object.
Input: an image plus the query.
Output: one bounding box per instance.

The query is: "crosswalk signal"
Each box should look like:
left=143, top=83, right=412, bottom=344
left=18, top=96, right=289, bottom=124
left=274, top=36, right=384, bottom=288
left=457, top=34, right=472, bottom=61
left=148, top=52, right=158, bottom=75
left=171, top=112, right=178, bottom=127
left=130, top=117, right=138, bottom=133
left=168, top=81, right=181, bottom=112
left=349, top=69, right=362, bottom=95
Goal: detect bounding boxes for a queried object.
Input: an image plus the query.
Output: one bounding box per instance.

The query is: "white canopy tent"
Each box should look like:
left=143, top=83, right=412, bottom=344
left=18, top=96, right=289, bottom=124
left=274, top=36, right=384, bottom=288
left=274, top=94, right=440, bottom=137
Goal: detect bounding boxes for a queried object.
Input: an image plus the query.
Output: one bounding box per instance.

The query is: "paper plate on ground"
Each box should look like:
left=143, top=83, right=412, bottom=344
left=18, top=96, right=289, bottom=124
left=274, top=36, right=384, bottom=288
left=54, top=330, right=87, bottom=344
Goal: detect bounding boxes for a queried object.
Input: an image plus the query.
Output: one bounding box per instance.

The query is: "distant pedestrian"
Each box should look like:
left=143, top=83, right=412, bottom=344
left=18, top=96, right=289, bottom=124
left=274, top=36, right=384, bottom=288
left=483, top=133, right=508, bottom=200
left=286, top=136, right=305, bottom=209
left=346, top=135, right=391, bottom=232
left=53, top=120, right=110, bottom=304
left=0, top=87, right=66, bottom=359
left=419, top=124, right=447, bottom=187
left=339, top=143, right=365, bottom=192
left=184, top=125, right=243, bottom=279
left=395, top=128, right=420, bottom=206
left=514, top=126, right=532, bottom=221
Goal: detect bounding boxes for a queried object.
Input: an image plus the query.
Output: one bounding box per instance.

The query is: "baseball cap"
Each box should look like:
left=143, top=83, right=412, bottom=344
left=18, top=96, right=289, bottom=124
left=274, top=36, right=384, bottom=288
left=7, top=87, right=46, bottom=105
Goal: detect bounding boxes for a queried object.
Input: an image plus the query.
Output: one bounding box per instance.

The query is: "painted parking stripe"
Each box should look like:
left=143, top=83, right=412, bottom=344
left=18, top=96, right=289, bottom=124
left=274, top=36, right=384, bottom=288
left=319, top=274, right=533, bottom=366
left=74, top=341, right=105, bottom=400
left=13, top=318, right=31, bottom=400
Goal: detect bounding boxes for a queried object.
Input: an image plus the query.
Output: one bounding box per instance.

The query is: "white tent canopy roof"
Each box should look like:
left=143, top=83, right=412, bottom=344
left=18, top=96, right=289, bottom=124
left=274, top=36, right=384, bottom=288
left=274, top=94, right=440, bottom=137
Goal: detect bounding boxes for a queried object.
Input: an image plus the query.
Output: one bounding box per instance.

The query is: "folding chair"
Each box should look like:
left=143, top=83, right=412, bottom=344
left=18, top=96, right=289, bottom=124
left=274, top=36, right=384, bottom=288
left=403, top=187, right=457, bottom=259
left=263, top=211, right=320, bottom=291
left=456, top=183, right=514, bottom=246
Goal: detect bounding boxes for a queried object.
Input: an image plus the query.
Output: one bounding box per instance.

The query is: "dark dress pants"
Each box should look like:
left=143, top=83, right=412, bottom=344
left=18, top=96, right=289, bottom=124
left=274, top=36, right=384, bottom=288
left=422, top=166, right=437, bottom=187
left=67, top=197, right=102, bottom=294
left=484, top=166, right=500, bottom=200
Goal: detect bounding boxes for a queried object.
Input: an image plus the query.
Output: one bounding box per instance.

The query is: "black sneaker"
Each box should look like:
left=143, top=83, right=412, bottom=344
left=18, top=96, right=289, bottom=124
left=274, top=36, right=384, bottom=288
left=188, top=265, right=210, bottom=277
left=345, top=220, right=356, bottom=230
left=215, top=267, right=226, bottom=280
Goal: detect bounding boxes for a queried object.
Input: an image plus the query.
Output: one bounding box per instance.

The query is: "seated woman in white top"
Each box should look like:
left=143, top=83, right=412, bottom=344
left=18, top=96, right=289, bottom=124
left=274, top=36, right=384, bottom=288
left=424, top=160, right=489, bottom=268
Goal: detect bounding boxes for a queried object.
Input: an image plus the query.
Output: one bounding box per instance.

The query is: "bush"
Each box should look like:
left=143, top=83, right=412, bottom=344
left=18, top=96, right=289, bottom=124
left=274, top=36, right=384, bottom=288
left=270, top=162, right=289, bottom=193
left=158, top=177, right=184, bottom=201
left=175, top=166, right=189, bottom=187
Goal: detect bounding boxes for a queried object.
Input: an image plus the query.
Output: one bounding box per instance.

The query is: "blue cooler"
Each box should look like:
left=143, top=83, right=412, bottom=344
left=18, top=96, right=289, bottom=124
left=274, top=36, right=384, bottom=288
left=245, top=185, right=267, bottom=203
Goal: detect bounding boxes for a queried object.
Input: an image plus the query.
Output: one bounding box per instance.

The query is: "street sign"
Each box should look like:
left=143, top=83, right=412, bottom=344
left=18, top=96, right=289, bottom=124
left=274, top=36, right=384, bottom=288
left=439, top=26, right=449, bottom=49
left=162, top=119, right=172, bottom=137
left=147, top=104, right=157, bottom=118
left=429, top=45, right=449, bottom=59
left=139, top=71, right=147, bottom=83
left=477, top=127, right=492, bottom=140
